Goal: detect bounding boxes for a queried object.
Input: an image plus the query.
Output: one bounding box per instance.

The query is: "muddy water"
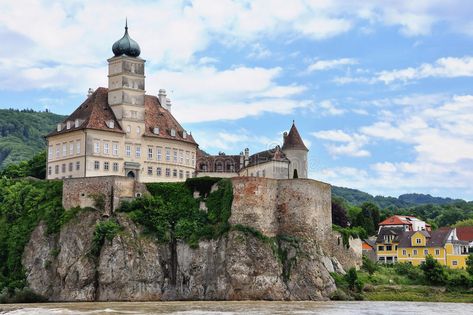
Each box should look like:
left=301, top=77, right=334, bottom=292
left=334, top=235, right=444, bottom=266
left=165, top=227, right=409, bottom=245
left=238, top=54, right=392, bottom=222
left=1, top=301, right=472, bottom=315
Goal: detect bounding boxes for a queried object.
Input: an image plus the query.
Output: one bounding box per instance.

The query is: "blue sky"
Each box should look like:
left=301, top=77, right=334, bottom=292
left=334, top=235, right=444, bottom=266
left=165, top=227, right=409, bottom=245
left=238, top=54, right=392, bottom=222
left=1, top=0, right=473, bottom=200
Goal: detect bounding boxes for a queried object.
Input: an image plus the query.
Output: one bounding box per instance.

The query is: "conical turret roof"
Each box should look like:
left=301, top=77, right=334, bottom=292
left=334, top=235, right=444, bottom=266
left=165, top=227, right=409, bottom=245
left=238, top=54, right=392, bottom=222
left=282, top=121, right=308, bottom=151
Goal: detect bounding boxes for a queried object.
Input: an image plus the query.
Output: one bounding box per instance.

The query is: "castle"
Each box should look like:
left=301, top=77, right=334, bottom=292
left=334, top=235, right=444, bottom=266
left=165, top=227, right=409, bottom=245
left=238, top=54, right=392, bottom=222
left=46, top=23, right=308, bottom=182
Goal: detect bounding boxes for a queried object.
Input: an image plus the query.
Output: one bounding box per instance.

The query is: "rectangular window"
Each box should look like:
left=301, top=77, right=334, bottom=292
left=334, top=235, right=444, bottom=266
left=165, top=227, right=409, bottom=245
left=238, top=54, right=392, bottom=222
left=179, top=150, right=184, bottom=164
left=48, top=146, right=53, bottom=160
left=62, top=144, right=67, bottom=157
left=68, top=162, right=73, bottom=172
left=69, top=142, right=74, bottom=155
left=126, top=145, right=131, bottom=157
left=104, top=162, right=109, bottom=171
left=179, top=170, right=183, bottom=179
left=112, top=143, right=118, bottom=156
left=113, top=162, right=119, bottom=172
left=156, top=167, right=162, bottom=176
left=166, top=148, right=171, bottom=161
left=94, top=141, right=100, bottom=154
left=173, top=149, right=178, bottom=163
left=402, top=249, right=407, bottom=256
left=56, top=144, right=60, bottom=158
left=413, top=249, right=418, bottom=256
left=378, top=246, right=384, bottom=251
left=104, top=143, right=109, bottom=155
left=173, top=169, right=177, bottom=177
left=94, top=161, right=100, bottom=170
left=61, top=163, right=66, bottom=173
left=147, top=166, right=153, bottom=175
left=185, top=151, right=190, bottom=165
left=135, top=146, right=141, bottom=158
left=76, top=141, right=81, bottom=154
left=186, top=171, right=190, bottom=178
left=416, top=238, right=422, bottom=244
left=435, top=249, right=440, bottom=256
left=48, top=166, right=52, bottom=175
left=424, top=249, right=429, bottom=256
left=452, top=260, right=458, bottom=266
left=148, top=147, right=153, bottom=160
left=55, top=165, right=59, bottom=174
left=386, top=245, right=392, bottom=251
left=157, top=147, right=162, bottom=161
left=165, top=168, right=171, bottom=177
left=191, top=152, right=195, bottom=166
left=76, top=161, right=80, bottom=171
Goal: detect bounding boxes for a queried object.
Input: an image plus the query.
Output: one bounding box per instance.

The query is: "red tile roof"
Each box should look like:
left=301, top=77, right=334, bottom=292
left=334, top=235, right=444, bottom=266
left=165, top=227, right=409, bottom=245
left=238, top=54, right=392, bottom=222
left=456, top=227, right=473, bottom=242
left=282, top=122, right=308, bottom=151
left=47, top=87, right=197, bottom=146
left=379, top=215, right=412, bottom=226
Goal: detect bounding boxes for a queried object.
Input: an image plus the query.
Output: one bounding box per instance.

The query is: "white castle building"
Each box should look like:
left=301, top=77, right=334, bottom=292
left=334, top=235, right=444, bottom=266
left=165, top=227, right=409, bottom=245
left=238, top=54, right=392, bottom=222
left=46, top=23, right=309, bottom=182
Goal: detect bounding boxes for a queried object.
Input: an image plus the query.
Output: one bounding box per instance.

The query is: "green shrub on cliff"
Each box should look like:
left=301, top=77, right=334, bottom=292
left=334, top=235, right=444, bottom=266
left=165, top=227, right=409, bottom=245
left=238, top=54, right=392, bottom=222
left=0, top=178, right=63, bottom=293
left=90, top=219, right=122, bottom=258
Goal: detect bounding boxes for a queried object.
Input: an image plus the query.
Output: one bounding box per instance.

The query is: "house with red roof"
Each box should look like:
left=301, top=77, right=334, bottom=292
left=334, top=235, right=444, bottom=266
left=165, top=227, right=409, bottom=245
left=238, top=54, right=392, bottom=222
left=378, top=215, right=431, bottom=234
left=456, top=226, right=473, bottom=252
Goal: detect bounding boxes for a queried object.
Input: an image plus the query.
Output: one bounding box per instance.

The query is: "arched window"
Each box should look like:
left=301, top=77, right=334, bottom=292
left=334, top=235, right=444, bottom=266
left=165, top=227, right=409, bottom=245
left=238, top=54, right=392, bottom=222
left=199, top=163, right=208, bottom=171
left=215, top=161, right=223, bottom=172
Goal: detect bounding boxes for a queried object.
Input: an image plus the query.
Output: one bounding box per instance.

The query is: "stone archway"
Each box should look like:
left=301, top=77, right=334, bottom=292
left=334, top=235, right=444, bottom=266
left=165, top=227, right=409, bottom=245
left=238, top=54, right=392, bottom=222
left=127, top=171, right=135, bottom=178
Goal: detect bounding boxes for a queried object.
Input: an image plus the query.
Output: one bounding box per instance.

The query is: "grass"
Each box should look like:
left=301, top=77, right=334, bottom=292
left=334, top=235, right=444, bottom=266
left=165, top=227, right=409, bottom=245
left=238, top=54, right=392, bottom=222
left=364, top=285, right=473, bottom=303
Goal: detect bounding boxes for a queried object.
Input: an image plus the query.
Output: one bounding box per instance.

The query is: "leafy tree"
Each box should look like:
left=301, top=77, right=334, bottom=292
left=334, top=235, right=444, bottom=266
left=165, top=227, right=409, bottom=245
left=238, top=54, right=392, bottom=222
left=454, top=218, right=473, bottom=228
left=362, top=255, right=378, bottom=275
left=353, top=202, right=380, bottom=235
left=420, top=255, right=446, bottom=285
left=345, top=267, right=364, bottom=292
left=0, top=151, right=46, bottom=179
left=466, top=254, right=473, bottom=276
left=332, top=197, right=349, bottom=228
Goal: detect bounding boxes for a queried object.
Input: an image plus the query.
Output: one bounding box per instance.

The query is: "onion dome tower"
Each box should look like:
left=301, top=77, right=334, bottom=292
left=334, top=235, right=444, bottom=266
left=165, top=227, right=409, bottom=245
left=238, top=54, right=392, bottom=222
left=112, top=19, right=141, bottom=57
left=282, top=121, right=309, bottom=179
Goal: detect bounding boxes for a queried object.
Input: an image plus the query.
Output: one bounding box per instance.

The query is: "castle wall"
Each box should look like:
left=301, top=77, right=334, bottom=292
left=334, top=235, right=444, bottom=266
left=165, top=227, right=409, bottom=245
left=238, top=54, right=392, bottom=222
left=229, top=177, right=332, bottom=240
left=62, top=176, right=147, bottom=216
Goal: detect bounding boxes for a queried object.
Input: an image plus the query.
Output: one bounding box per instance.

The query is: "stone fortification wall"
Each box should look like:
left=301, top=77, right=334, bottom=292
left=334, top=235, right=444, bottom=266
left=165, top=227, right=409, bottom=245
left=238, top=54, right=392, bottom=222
left=62, top=176, right=147, bottom=215
left=230, top=177, right=331, bottom=240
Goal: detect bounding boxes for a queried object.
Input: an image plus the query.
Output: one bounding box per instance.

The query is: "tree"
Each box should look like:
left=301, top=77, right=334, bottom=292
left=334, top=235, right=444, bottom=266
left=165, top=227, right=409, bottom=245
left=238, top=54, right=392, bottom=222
left=466, top=254, right=473, bottom=276
left=332, top=197, right=349, bottom=227
left=345, top=267, right=364, bottom=292
left=362, top=255, right=378, bottom=275
left=353, top=202, right=380, bottom=235
left=454, top=218, right=473, bottom=228
left=420, top=255, right=445, bottom=285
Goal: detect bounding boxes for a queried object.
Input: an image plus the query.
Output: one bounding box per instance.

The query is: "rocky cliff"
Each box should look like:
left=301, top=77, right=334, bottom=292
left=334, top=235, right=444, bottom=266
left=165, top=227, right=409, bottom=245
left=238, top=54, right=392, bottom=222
left=21, top=177, right=361, bottom=301
left=22, top=210, right=351, bottom=301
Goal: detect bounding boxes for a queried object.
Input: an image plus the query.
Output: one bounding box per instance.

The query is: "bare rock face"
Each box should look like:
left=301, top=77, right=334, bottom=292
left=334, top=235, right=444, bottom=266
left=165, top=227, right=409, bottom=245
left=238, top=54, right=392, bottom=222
left=23, top=211, right=339, bottom=302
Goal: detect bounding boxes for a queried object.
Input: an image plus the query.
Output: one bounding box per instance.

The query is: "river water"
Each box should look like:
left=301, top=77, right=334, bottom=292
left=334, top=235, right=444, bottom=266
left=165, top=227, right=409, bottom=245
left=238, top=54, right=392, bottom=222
left=0, top=301, right=472, bottom=315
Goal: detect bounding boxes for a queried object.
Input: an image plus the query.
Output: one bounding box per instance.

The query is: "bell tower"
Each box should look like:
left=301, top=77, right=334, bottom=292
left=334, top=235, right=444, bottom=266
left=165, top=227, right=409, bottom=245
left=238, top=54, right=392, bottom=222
left=107, top=20, right=146, bottom=130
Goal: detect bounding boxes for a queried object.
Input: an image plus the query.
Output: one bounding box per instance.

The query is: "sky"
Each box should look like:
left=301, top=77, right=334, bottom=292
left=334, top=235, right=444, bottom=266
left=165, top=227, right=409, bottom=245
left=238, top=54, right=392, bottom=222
left=1, top=0, right=473, bottom=200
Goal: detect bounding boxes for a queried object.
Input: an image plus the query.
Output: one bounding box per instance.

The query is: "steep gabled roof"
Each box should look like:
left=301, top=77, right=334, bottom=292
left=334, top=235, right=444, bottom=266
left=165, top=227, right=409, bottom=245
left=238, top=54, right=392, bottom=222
left=47, top=87, right=124, bottom=136
left=376, top=226, right=405, bottom=243
left=282, top=122, right=308, bottom=151
left=46, top=87, right=197, bottom=146
left=398, top=229, right=452, bottom=248
left=456, top=227, right=473, bottom=242
left=246, top=146, right=289, bottom=167
left=143, top=94, right=197, bottom=145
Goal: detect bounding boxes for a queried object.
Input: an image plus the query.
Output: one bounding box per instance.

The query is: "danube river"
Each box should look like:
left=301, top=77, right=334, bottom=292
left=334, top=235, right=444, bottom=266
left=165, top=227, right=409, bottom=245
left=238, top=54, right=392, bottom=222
left=1, top=301, right=472, bottom=315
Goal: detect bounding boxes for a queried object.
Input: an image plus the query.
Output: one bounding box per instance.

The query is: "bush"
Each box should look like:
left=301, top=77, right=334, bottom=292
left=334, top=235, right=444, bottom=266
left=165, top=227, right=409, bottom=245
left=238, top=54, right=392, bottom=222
left=394, top=262, right=424, bottom=283
left=420, top=255, right=446, bottom=285
left=90, top=220, right=121, bottom=258
left=466, top=254, right=473, bottom=276
left=333, top=225, right=367, bottom=248
left=362, top=255, right=378, bottom=275
left=0, top=287, right=47, bottom=304
left=330, top=288, right=352, bottom=301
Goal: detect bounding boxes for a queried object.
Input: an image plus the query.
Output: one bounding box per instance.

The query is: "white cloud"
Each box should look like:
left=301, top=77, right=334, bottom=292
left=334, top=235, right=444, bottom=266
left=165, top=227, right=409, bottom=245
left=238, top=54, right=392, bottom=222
left=311, top=129, right=370, bottom=157
left=307, top=58, right=357, bottom=72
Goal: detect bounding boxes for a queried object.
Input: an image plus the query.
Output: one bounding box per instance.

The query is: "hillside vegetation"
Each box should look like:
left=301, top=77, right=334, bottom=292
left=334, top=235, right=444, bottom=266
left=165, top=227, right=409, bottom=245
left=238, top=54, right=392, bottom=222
left=0, top=109, right=65, bottom=168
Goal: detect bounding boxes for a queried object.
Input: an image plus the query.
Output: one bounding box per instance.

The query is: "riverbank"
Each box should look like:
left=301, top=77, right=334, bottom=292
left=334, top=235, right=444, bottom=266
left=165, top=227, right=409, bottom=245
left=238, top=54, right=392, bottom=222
left=364, top=285, right=473, bottom=303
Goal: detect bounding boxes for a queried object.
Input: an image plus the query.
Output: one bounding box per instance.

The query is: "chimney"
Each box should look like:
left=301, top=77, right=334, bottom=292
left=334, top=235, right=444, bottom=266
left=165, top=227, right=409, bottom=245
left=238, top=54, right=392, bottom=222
left=158, top=89, right=167, bottom=108
left=87, top=88, right=94, bottom=97
left=166, top=98, right=172, bottom=112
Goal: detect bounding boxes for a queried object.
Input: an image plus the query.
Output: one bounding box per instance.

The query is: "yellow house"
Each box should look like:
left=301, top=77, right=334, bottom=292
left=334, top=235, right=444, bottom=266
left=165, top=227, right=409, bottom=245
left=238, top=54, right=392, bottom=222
left=375, top=226, right=403, bottom=264
left=397, top=228, right=469, bottom=269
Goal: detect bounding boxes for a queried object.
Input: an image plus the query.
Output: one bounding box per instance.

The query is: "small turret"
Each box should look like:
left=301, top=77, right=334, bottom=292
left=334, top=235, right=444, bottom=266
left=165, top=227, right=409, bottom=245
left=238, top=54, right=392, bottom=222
left=281, top=121, right=308, bottom=179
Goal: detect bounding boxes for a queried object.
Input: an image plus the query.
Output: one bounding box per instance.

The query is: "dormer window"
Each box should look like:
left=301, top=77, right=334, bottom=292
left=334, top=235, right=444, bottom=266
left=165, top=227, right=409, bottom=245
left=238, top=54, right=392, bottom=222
left=106, top=120, right=115, bottom=129
left=57, top=124, right=62, bottom=132
left=170, top=129, right=176, bottom=137
left=183, top=130, right=187, bottom=139
left=153, top=127, right=160, bottom=135
left=75, top=119, right=80, bottom=128
left=126, top=125, right=131, bottom=133
left=66, top=121, right=71, bottom=129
